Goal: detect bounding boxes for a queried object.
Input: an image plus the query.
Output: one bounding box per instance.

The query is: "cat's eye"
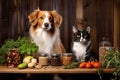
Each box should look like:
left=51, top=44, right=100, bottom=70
left=83, top=32, right=87, bottom=35
left=77, top=35, right=80, bottom=37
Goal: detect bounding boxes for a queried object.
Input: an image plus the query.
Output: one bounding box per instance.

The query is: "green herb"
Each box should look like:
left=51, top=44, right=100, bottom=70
left=96, top=68, right=103, bottom=80
left=100, top=48, right=120, bottom=80
left=64, top=61, right=81, bottom=69
left=0, top=36, right=38, bottom=64
left=19, top=42, right=38, bottom=55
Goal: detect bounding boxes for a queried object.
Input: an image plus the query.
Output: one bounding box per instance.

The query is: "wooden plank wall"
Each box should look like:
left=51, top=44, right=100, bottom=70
left=114, top=0, right=120, bottom=48
left=0, top=0, right=119, bottom=54
left=83, top=0, right=114, bottom=55
left=0, top=0, right=76, bottom=52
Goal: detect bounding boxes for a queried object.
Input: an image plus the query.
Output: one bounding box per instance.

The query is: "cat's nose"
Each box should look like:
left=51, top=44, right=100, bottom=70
left=80, top=38, right=85, bottom=42
left=80, top=37, right=84, bottom=40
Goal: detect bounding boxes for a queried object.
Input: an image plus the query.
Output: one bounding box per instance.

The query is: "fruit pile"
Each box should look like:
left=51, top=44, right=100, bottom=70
left=64, top=60, right=101, bottom=69
left=79, top=61, right=101, bottom=68
left=18, top=56, right=38, bottom=69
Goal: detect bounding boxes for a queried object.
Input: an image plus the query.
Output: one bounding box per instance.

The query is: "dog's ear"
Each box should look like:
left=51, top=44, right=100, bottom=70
left=28, top=9, right=40, bottom=23
left=51, top=10, right=62, bottom=27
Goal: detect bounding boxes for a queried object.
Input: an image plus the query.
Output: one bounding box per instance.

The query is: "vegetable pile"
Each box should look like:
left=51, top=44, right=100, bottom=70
left=18, top=56, right=37, bottom=69
left=64, top=61, right=81, bottom=69
left=79, top=61, right=100, bottom=68
left=64, top=60, right=100, bottom=69
left=0, top=37, right=38, bottom=64
left=101, top=48, right=120, bottom=80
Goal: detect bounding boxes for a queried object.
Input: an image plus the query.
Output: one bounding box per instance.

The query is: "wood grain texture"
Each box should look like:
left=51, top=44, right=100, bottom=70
left=0, top=66, right=115, bottom=74
left=0, top=0, right=76, bottom=53
left=83, top=0, right=114, bottom=56
left=0, top=0, right=120, bottom=53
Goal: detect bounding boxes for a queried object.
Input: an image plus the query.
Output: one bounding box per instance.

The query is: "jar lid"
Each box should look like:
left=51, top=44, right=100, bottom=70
left=40, top=53, right=48, bottom=57
left=63, top=53, right=73, bottom=56
left=9, top=48, right=18, bottom=51
left=51, top=53, right=61, bottom=57
left=99, top=37, right=112, bottom=47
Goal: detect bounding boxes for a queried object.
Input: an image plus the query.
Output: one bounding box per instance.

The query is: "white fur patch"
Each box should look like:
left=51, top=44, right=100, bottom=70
left=72, top=42, right=87, bottom=61
left=29, top=10, right=62, bottom=58
left=41, top=11, right=52, bottom=30
left=30, top=27, right=60, bottom=58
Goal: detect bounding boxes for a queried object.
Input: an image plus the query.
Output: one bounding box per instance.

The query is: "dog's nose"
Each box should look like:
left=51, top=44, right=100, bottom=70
left=44, top=23, right=49, bottom=28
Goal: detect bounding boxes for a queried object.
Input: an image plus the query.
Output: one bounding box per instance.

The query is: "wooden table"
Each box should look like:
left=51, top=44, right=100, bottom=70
left=0, top=65, right=115, bottom=74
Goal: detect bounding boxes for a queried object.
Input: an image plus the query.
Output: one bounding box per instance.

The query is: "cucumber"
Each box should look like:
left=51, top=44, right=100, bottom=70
left=18, top=63, right=27, bottom=69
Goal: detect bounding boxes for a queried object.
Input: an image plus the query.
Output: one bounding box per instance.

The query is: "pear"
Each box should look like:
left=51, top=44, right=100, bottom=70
left=18, top=63, right=27, bottom=69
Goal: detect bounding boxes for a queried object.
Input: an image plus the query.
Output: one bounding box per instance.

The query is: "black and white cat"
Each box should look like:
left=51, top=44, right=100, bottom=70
left=72, top=26, right=96, bottom=61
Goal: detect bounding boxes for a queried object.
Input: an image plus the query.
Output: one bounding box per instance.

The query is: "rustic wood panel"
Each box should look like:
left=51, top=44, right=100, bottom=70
left=114, top=1, right=120, bottom=47
left=117, top=2, right=120, bottom=47
left=83, top=0, right=98, bottom=56
left=0, top=0, right=76, bottom=52
left=0, top=0, right=119, bottom=54
left=0, top=66, right=115, bottom=74
left=83, top=0, right=114, bottom=56
left=0, top=0, right=1, bottom=45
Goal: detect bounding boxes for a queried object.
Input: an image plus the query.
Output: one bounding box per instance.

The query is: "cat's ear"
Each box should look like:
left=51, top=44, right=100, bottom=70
left=72, top=26, right=77, bottom=33
left=86, top=26, right=91, bottom=33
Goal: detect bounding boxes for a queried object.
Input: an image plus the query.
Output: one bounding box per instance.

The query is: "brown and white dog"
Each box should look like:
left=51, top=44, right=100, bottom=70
left=28, top=9, right=66, bottom=58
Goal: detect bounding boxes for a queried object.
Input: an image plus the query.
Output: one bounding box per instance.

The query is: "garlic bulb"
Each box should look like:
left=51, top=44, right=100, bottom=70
left=28, top=63, right=35, bottom=68
left=31, top=58, right=37, bottom=64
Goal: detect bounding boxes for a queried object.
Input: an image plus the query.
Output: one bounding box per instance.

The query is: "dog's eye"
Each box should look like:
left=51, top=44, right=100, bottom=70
left=40, top=16, right=43, bottom=19
left=49, top=17, right=52, bottom=21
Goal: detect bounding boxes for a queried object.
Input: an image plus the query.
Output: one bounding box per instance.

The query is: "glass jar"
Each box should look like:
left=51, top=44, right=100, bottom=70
left=99, top=37, right=112, bottom=64
left=62, top=53, right=72, bottom=66
left=50, top=53, right=61, bottom=66
left=6, top=49, right=21, bottom=68
left=39, top=53, right=49, bottom=66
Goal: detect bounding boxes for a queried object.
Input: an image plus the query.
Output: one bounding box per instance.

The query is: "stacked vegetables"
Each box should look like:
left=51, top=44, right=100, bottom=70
left=101, top=48, right=120, bottom=80
left=79, top=61, right=100, bottom=68
left=64, top=60, right=100, bottom=69
left=18, top=56, right=37, bottom=69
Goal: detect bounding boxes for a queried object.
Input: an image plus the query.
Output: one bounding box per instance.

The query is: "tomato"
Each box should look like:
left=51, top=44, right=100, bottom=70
left=86, top=62, right=92, bottom=68
left=92, top=62, right=101, bottom=68
left=79, top=61, right=100, bottom=68
left=90, top=61, right=95, bottom=66
left=79, top=62, right=86, bottom=68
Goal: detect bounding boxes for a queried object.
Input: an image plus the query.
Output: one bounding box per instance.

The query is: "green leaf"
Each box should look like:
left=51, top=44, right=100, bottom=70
left=0, top=36, right=38, bottom=64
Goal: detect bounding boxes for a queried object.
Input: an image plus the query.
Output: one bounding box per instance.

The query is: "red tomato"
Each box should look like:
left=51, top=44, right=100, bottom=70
left=86, top=62, right=92, bottom=68
left=90, top=61, right=95, bottom=65
left=79, top=62, right=86, bottom=68
left=93, top=62, right=101, bottom=68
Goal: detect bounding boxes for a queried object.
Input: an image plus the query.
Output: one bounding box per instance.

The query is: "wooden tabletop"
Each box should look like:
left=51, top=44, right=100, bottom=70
left=0, top=66, right=115, bottom=74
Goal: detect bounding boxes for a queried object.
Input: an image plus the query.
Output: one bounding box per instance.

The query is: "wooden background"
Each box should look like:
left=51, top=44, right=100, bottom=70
left=0, top=0, right=76, bottom=53
left=0, top=0, right=120, bottom=57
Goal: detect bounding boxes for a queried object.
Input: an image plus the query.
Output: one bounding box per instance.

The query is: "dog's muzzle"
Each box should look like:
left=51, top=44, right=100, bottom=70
left=43, top=22, right=51, bottom=30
